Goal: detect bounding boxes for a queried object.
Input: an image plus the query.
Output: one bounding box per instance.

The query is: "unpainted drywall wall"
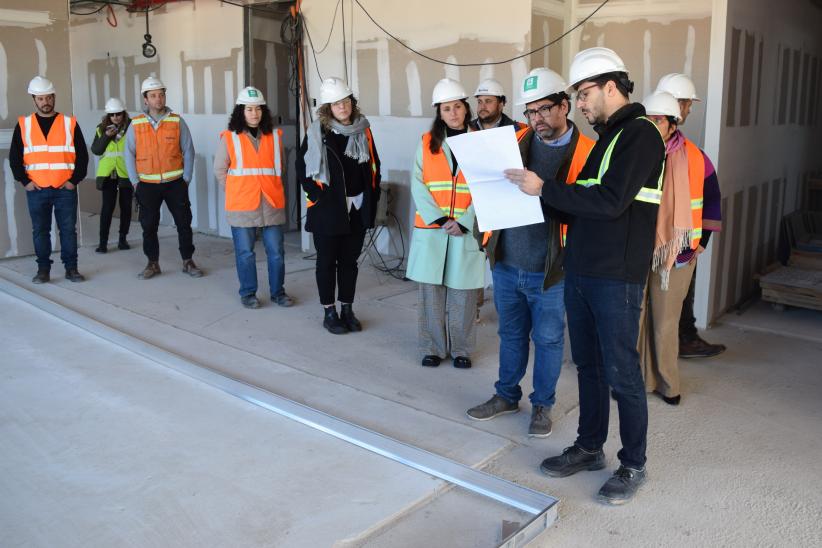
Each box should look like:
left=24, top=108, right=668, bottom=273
left=1, top=1, right=73, bottom=259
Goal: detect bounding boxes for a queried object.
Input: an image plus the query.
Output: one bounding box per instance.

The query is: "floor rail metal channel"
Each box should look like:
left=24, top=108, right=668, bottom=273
left=0, top=275, right=558, bottom=547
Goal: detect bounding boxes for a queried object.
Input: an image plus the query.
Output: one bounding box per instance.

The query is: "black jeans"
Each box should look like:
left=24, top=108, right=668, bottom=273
left=134, top=179, right=195, bottom=261
left=312, top=210, right=365, bottom=305
left=564, top=272, right=648, bottom=470
left=678, top=270, right=699, bottom=341
left=99, top=177, right=133, bottom=243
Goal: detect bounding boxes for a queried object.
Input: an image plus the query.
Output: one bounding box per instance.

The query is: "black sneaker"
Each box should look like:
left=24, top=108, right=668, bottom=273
left=597, top=465, right=647, bottom=505
left=241, top=295, right=261, bottom=309
left=118, top=235, right=130, bottom=250
left=323, top=306, right=349, bottom=335
left=65, top=268, right=86, bottom=282
left=539, top=445, right=606, bottom=478
left=340, top=303, right=362, bottom=332
left=466, top=395, right=519, bottom=421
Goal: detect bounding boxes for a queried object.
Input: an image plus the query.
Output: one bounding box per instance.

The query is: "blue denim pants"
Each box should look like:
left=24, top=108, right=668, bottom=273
left=230, top=225, right=285, bottom=298
left=492, top=263, right=566, bottom=408
left=564, top=272, right=648, bottom=470
left=25, top=186, right=79, bottom=271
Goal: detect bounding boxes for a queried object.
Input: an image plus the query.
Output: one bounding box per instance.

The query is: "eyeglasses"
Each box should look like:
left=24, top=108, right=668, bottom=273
left=522, top=103, right=559, bottom=120
left=331, top=97, right=352, bottom=108
left=574, top=83, right=600, bottom=103
left=111, top=112, right=125, bottom=117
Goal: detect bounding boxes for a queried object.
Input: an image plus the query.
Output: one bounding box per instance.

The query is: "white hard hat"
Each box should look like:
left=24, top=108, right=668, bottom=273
left=474, top=79, right=505, bottom=98
left=236, top=86, right=266, bottom=106
left=140, top=76, right=165, bottom=94
left=431, top=78, right=467, bottom=107
left=104, top=97, right=126, bottom=114
left=566, top=47, right=629, bottom=94
left=319, top=77, right=353, bottom=105
left=516, top=68, right=567, bottom=106
left=28, top=76, right=55, bottom=95
left=656, top=73, right=701, bottom=101
left=642, top=91, right=682, bottom=122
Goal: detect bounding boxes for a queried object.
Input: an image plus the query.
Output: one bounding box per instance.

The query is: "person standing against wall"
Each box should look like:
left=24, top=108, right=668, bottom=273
left=91, top=97, right=132, bottom=254
left=467, top=68, right=594, bottom=437
left=214, top=86, right=293, bottom=310
left=125, top=76, right=202, bottom=280
left=506, top=48, right=665, bottom=504
left=656, top=73, right=725, bottom=359
left=9, top=76, right=88, bottom=283
left=407, top=78, right=485, bottom=369
left=469, top=79, right=525, bottom=131
left=296, top=77, right=381, bottom=334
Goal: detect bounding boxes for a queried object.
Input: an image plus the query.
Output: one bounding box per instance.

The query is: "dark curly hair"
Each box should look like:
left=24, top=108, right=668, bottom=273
left=428, top=99, right=472, bottom=154
left=227, top=104, right=275, bottom=134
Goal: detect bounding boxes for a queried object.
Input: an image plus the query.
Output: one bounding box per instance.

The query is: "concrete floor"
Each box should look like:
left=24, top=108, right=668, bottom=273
left=1, top=225, right=821, bottom=547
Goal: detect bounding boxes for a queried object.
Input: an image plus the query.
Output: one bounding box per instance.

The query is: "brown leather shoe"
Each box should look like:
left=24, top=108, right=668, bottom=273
left=32, top=270, right=50, bottom=284
left=182, top=258, right=203, bottom=278
left=679, top=336, right=726, bottom=359
left=138, top=261, right=161, bottom=280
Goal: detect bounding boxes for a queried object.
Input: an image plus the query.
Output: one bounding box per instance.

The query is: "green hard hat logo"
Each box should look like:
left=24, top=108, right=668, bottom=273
left=524, top=76, right=538, bottom=91
left=248, top=89, right=259, bottom=97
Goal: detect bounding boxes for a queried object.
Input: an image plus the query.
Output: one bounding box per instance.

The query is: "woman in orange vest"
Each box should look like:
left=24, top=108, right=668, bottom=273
left=639, top=91, right=711, bottom=405
left=214, top=86, right=293, bottom=309
left=406, top=78, right=486, bottom=369
left=296, top=78, right=381, bottom=334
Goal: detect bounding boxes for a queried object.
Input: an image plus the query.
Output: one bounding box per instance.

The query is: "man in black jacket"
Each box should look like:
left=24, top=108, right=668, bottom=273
left=505, top=48, right=665, bottom=505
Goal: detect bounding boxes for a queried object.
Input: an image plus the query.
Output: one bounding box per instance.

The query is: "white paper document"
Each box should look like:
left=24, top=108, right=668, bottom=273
left=446, top=125, right=544, bottom=232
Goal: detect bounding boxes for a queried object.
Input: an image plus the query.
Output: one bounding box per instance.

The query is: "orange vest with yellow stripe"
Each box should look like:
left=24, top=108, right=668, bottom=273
left=414, top=132, right=471, bottom=229
left=223, top=129, right=285, bottom=211
left=683, top=138, right=705, bottom=249
left=19, top=113, right=77, bottom=188
left=305, top=127, right=378, bottom=207
left=132, top=113, right=184, bottom=183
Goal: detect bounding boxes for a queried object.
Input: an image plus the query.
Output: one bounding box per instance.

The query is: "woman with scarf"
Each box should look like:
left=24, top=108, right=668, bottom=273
left=638, top=90, right=722, bottom=405
left=91, top=97, right=132, bottom=253
left=406, top=78, right=485, bottom=369
left=296, top=77, right=381, bottom=334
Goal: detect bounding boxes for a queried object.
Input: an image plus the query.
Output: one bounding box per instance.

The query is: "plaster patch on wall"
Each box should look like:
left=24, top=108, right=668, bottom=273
left=35, top=38, right=46, bottom=77
left=0, top=8, right=53, bottom=29
left=3, top=158, right=18, bottom=257
left=642, top=30, right=652, bottom=98
left=86, top=55, right=161, bottom=112
left=406, top=61, right=422, bottom=116
left=0, top=43, right=7, bottom=120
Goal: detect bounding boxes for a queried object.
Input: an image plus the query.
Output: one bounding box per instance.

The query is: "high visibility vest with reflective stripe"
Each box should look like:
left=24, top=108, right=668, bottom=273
left=95, top=127, right=129, bottom=178
left=574, top=116, right=664, bottom=205
left=415, top=132, right=471, bottom=229
left=132, top=113, right=184, bottom=183
left=223, top=129, right=285, bottom=211
left=304, top=127, right=378, bottom=208
left=683, top=138, right=705, bottom=249
left=19, top=113, right=77, bottom=188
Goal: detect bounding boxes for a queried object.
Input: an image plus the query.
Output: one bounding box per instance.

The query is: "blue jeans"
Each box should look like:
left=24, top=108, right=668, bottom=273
left=493, top=263, right=566, bottom=408
left=25, top=187, right=78, bottom=271
left=230, top=225, right=285, bottom=298
left=564, top=272, right=648, bottom=470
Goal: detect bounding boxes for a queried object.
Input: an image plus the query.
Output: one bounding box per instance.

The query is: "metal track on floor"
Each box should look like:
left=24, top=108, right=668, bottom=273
left=0, top=274, right=558, bottom=547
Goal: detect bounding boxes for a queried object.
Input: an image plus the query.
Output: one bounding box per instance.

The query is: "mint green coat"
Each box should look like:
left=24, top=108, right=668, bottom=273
left=405, top=138, right=485, bottom=290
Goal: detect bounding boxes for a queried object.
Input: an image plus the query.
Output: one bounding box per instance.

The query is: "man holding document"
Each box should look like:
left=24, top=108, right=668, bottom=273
left=463, top=68, right=594, bottom=438
left=505, top=48, right=665, bottom=505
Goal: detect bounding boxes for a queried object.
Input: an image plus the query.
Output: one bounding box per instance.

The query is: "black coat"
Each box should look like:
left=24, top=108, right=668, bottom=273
left=296, top=128, right=381, bottom=235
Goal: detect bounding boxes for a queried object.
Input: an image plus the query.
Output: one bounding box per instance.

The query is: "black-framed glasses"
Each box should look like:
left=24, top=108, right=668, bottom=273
left=523, top=103, right=559, bottom=119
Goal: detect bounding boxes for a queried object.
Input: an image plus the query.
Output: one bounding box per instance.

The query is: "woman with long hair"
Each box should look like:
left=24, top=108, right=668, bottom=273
left=296, top=77, right=381, bottom=334
left=406, top=78, right=485, bottom=369
left=214, top=86, right=293, bottom=309
left=90, top=98, right=132, bottom=253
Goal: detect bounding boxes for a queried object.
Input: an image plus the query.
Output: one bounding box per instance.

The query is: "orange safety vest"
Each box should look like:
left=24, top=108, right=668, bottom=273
left=132, top=113, right=184, bottom=183
left=19, top=113, right=77, bottom=188
left=305, top=127, right=378, bottom=207
left=414, top=132, right=471, bottom=229
left=223, top=129, right=285, bottom=211
left=683, top=138, right=705, bottom=249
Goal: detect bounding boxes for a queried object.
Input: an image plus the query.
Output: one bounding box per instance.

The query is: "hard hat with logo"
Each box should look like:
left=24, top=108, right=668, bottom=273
left=656, top=73, right=701, bottom=101
left=104, top=97, right=126, bottom=114
left=474, top=79, right=505, bottom=98
left=319, top=77, right=353, bottom=105
left=140, top=76, right=165, bottom=94
left=236, top=86, right=266, bottom=106
left=516, top=68, right=567, bottom=106
left=566, top=47, right=629, bottom=94
left=28, top=76, right=55, bottom=96
left=431, top=78, right=467, bottom=107
left=642, top=91, right=682, bottom=122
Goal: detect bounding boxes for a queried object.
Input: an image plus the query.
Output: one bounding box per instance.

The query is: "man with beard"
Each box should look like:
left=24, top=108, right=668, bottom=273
left=469, top=79, right=525, bottom=131
left=466, top=68, right=593, bottom=438
left=10, top=76, right=88, bottom=283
